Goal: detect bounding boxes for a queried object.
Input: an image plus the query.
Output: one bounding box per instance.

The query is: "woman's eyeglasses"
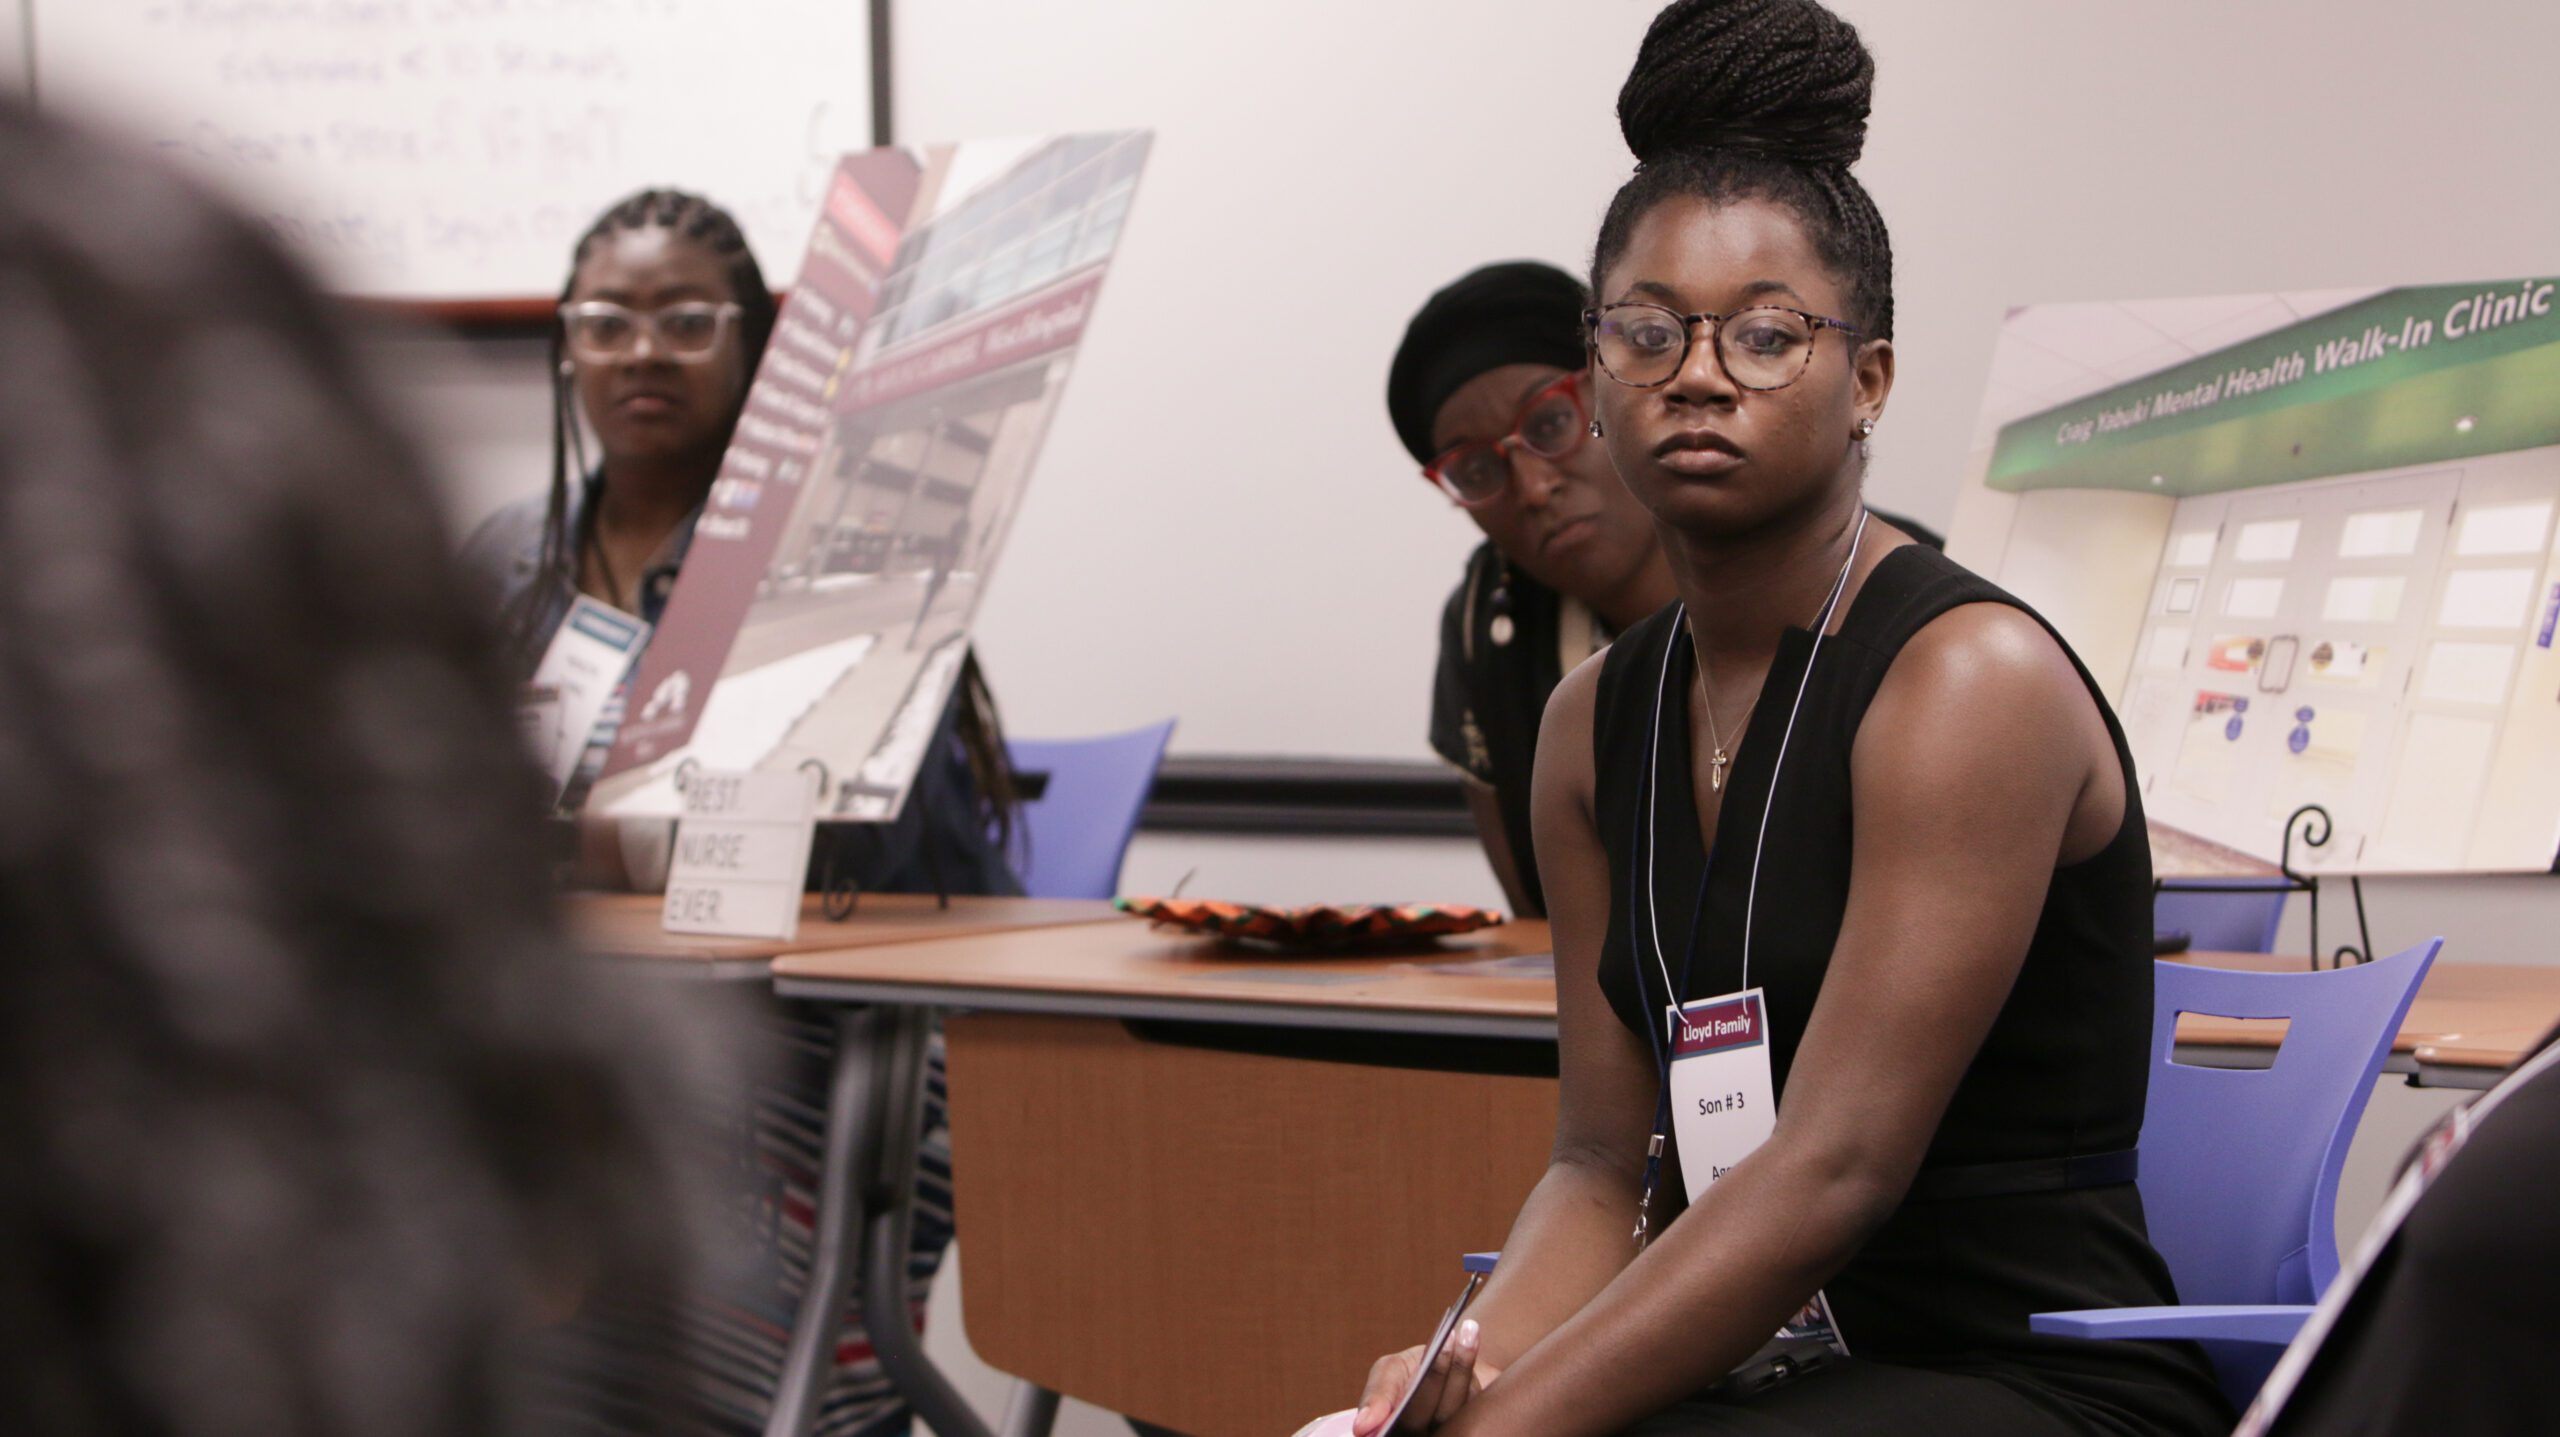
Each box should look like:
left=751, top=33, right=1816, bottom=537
left=1584, top=302, right=1860, bottom=392
left=559, top=300, right=742, bottom=364
left=1422, top=371, right=1592, bottom=507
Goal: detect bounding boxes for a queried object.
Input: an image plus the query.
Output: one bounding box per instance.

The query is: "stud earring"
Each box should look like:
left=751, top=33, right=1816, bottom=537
left=1855, top=416, right=1876, bottom=460
left=1588, top=416, right=1604, bottom=439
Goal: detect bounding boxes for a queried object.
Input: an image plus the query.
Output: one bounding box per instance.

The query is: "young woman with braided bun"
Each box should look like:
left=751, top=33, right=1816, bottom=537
left=1348, top=3, right=2229, bottom=1433
left=463, top=192, right=1021, bottom=1436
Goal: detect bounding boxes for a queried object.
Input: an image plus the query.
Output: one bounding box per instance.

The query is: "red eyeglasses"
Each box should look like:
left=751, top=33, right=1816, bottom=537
left=1420, top=371, right=1592, bottom=507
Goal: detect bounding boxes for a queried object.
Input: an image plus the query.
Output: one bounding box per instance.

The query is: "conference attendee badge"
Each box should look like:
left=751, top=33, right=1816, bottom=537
left=1668, top=987, right=1853, bottom=1365
left=1667, top=988, right=1778, bottom=1201
left=662, top=769, right=818, bottom=942
left=524, top=595, right=650, bottom=803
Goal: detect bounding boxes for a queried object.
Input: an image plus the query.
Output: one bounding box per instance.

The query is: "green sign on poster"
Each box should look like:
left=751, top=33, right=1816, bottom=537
left=1988, top=279, right=2560, bottom=496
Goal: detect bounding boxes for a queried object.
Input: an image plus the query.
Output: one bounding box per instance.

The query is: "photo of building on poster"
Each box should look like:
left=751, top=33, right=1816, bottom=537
left=1948, top=279, right=2560, bottom=875
left=589, top=131, right=1151, bottom=821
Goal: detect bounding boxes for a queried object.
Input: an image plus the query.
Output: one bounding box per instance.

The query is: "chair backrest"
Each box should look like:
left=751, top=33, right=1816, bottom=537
left=2155, top=878, right=2289, bottom=953
left=2140, top=939, right=2439, bottom=1308
left=1004, top=721, right=1176, bottom=899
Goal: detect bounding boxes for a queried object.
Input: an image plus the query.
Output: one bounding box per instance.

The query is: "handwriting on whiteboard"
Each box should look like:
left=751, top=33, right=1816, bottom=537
left=39, top=0, right=873, bottom=296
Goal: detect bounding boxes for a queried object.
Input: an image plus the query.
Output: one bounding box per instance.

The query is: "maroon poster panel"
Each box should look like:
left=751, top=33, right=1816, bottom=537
left=603, top=152, right=923, bottom=772
left=591, top=133, right=1152, bottom=822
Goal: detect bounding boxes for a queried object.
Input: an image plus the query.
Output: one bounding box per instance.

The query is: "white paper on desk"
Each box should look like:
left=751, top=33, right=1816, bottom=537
left=524, top=595, right=650, bottom=803
left=662, top=769, right=816, bottom=942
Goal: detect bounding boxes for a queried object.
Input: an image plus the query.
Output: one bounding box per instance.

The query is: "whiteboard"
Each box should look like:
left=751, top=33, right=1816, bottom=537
left=27, top=0, right=873, bottom=298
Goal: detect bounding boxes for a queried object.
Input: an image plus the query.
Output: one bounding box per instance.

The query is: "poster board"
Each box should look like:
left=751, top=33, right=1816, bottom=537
left=1960, top=280, right=2560, bottom=875
left=27, top=0, right=875, bottom=298
left=590, top=131, right=1152, bottom=822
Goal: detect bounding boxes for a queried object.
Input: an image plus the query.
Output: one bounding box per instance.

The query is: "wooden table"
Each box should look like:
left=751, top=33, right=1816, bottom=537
left=774, top=913, right=1559, bottom=1037
left=2150, top=820, right=2287, bottom=881
left=773, top=918, right=1557, bottom=1437
left=569, top=891, right=1123, bottom=978
left=570, top=892, right=1123, bottom=1437
left=2167, top=950, right=2560, bottom=1089
left=770, top=925, right=2560, bottom=1436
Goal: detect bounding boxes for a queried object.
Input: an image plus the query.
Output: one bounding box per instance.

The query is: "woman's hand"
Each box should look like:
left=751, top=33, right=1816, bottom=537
left=1352, top=1320, right=1485, bottom=1435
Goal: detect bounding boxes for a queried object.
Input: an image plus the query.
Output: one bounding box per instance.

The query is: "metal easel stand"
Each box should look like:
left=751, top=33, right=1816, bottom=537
left=2288, top=804, right=2376, bottom=970
left=810, top=755, right=958, bottom=921
left=2154, top=803, right=2374, bottom=971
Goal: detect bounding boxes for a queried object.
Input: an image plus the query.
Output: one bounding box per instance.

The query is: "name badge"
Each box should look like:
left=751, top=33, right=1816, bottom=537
left=1667, top=987, right=1852, bottom=1360
left=524, top=595, right=650, bottom=803
left=1667, top=989, right=1778, bottom=1201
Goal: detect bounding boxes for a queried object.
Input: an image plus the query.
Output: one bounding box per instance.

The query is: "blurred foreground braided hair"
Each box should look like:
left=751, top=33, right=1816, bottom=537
left=0, top=103, right=716, bottom=1437
left=1593, top=0, right=1896, bottom=341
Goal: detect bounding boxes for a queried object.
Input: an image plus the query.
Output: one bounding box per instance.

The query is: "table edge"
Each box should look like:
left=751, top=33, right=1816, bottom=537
left=771, top=975, right=1561, bottom=1042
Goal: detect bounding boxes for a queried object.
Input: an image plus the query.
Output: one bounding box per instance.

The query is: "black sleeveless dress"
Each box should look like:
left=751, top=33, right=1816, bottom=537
left=1591, top=545, right=2230, bottom=1436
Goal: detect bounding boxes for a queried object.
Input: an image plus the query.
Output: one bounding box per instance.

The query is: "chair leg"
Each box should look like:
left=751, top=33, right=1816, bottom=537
left=762, top=1008, right=882, bottom=1437
left=999, top=1381, right=1062, bottom=1437
left=858, top=1004, right=994, bottom=1437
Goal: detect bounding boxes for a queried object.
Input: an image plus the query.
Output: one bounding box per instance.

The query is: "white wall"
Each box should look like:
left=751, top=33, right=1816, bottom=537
left=374, top=332, right=557, bottom=537
left=380, top=0, right=2560, bottom=961
left=396, top=0, right=2560, bottom=765
left=893, top=1, right=1661, bottom=763
left=887, top=0, right=2560, bottom=763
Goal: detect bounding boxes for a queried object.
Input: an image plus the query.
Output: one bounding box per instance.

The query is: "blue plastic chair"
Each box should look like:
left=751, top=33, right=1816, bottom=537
left=2155, top=878, right=2289, bottom=953
left=2031, top=938, right=2441, bottom=1404
left=1003, top=721, right=1175, bottom=899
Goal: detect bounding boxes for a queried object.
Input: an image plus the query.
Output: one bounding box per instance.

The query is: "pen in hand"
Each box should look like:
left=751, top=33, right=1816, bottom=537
left=1355, top=1289, right=1486, bottom=1435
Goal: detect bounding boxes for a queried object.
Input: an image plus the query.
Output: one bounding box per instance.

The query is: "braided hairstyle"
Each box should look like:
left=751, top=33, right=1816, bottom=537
left=517, top=189, right=780, bottom=651
left=533, top=190, right=1021, bottom=854
left=1592, top=0, right=1895, bottom=342
left=0, top=104, right=717, bottom=1436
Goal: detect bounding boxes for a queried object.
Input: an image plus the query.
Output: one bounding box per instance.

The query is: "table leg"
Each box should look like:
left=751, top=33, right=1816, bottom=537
left=858, top=1004, right=995, bottom=1437
left=763, top=1006, right=884, bottom=1437
left=999, top=1381, right=1061, bottom=1437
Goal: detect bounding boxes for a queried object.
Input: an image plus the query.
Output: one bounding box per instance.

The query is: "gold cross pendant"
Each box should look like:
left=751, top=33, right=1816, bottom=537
left=1709, top=747, right=1731, bottom=792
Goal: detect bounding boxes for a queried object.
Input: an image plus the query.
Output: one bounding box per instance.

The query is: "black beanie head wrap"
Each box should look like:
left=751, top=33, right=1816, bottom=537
left=1386, top=261, right=1590, bottom=466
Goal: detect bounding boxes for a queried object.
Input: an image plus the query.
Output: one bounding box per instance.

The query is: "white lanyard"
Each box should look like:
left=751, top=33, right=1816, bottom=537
left=1631, top=509, right=1867, bottom=1248
left=1642, top=508, right=1868, bottom=1003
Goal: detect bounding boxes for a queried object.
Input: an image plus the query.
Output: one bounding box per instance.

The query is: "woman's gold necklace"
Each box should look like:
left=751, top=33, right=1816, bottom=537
left=1691, top=655, right=1758, bottom=794
left=1689, top=522, right=1867, bottom=793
